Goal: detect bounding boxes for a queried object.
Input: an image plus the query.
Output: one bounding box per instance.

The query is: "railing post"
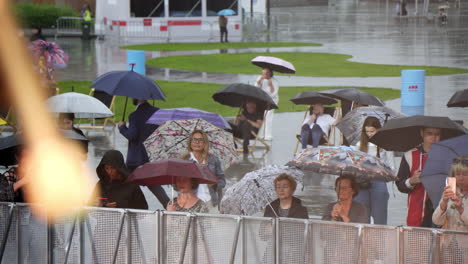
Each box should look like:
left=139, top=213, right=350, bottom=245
left=0, top=203, right=15, bottom=263
left=229, top=217, right=242, bottom=264
left=111, top=210, right=126, bottom=264
left=274, top=218, right=279, bottom=264
left=178, top=214, right=193, bottom=264
left=48, top=215, right=54, bottom=264
left=158, top=211, right=163, bottom=264
left=429, top=229, right=442, bottom=264
left=63, top=216, right=78, bottom=264
left=241, top=216, right=246, bottom=264
left=398, top=226, right=405, bottom=264
left=79, top=213, right=85, bottom=264
left=356, top=225, right=364, bottom=264
left=17, top=205, right=21, bottom=264
left=302, top=220, right=309, bottom=264
left=126, top=212, right=131, bottom=264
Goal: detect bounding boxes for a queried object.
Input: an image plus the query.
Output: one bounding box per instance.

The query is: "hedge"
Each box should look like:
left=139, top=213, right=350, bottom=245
left=14, top=3, right=79, bottom=28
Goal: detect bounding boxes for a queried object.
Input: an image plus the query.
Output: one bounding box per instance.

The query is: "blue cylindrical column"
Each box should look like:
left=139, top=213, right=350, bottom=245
left=401, top=69, right=425, bottom=116
left=126, top=50, right=146, bottom=75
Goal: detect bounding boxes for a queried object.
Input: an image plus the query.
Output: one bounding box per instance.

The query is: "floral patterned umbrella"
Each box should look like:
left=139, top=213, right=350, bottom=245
left=286, top=146, right=396, bottom=182
left=144, top=118, right=237, bottom=169
left=29, top=40, right=69, bottom=69
left=220, top=165, right=304, bottom=216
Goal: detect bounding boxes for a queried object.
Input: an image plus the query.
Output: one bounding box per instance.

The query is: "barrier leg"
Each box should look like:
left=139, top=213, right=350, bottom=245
left=0, top=204, right=15, bottom=262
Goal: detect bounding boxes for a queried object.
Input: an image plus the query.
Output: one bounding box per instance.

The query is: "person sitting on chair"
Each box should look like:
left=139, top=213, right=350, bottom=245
left=230, top=100, right=264, bottom=154
left=300, top=103, right=336, bottom=149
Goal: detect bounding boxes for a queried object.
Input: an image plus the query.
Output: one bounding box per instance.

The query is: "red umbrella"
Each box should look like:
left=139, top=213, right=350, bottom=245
left=126, top=158, right=219, bottom=186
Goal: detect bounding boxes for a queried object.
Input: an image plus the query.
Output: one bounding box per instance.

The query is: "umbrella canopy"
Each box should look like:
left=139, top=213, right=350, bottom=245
left=0, top=135, right=21, bottom=167
left=290, top=91, right=338, bottom=105
left=336, top=106, right=406, bottom=146
left=251, top=56, right=296, bottom=74
left=29, top=40, right=69, bottom=69
left=60, top=129, right=88, bottom=142
left=286, top=146, right=396, bottom=182
left=91, top=70, right=166, bottom=101
left=319, top=88, right=384, bottom=106
left=369, top=116, right=468, bottom=152
left=146, top=107, right=231, bottom=129
left=447, top=89, right=468, bottom=107
left=217, top=9, right=236, bottom=16
left=421, top=135, right=468, bottom=206
left=144, top=118, right=237, bottom=169
left=220, top=165, right=304, bottom=215
left=127, top=158, right=219, bottom=186
left=212, top=83, right=278, bottom=111
left=47, top=92, right=114, bottom=119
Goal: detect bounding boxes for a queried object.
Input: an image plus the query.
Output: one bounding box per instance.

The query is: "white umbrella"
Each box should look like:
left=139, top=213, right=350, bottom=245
left=47, top=92, right=114, bottom=119
left=251, top=56, right=296, bottom=74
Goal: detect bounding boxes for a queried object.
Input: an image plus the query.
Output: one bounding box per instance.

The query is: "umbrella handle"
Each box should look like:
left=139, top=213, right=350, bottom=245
left=122, top=97, right=128, bottom=121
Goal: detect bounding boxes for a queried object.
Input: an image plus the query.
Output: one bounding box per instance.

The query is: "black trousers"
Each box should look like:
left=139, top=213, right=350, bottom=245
left=128, top=165, right=170, bottom=209
left=231, top=121, right=257, bottom=154
left=220, top=26, right=228, bottom=42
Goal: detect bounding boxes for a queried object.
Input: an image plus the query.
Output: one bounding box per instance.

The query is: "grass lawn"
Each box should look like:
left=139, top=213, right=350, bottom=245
left=58, top=80, right=400, bottom=121
left=148, top=52, right=468, bottom=77
left=121, top=42, right=321, bottom=51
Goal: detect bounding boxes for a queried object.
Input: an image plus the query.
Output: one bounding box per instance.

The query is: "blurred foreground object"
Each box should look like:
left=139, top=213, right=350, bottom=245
left=0, top=1, right=94, bottom=221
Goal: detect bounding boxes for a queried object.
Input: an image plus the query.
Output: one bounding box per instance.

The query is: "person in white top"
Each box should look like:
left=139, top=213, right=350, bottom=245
left=255, top=68, right=279, bottom=140
left=352, top=116, right=395, bottom=225
left=300, top=103, right=336, bottom=149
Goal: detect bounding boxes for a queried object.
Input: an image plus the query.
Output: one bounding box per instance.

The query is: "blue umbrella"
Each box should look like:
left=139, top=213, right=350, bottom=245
left=421, top=135, right=468, bottom=206
left=217, top=9, right=236, bottom=16
left=91, top=65, right=166, bottom=120
left=146, top=107, right=231, bottom=129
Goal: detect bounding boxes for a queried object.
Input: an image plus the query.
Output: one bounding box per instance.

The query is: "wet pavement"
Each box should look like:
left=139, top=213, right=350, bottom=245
left=46, top=1, right=468, bottom=225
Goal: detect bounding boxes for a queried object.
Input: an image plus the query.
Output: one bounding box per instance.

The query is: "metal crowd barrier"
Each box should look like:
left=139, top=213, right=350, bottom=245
left=1, top=203, right=468, bottom=263
left=55, top=17, right=95, bottom=38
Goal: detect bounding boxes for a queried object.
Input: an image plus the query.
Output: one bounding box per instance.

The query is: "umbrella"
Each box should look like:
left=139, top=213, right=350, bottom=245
left=220, top=165, right=304, bottom=215
left=286, top=146, right=396, bottom=182
left=0, top=135, right=21, bottom=167
left=144, top=118, right=237, bottom=169
left=217, top=9, right=236, bottom=16
left=29, top=40, right=69, bottom=69
left=251, top=56, right=296, bottom=74
left=421, top=135, right=468, bottom=206
left=290, top=91, right=338, bottom=105
left=369, top=115, right=468, bottom=152
left=447, top=89, right=468, bottom=107
left=146, top=107, right=231, bottom=129
left=319, top=88, right=384, bottom=107
left=127, top=158, right=219, bottom=186
left=336, top=106, right=406, bottom=146
left=212, top=83, right=278, bottom=111
left=91, top=65, right=166, bottom=120
left=47, top=92, right=114, bottom=119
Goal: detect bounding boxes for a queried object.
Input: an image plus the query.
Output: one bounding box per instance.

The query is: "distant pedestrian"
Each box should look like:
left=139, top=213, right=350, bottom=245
left=118, top=99, right=169, bottom=208
left=219, top=15, right=228, bottom=42
left=255, top=68, right=278, bottom=141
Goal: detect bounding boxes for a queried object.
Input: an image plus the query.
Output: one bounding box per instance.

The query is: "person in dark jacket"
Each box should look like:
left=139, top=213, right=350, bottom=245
left=264, top=173, right=308, bottom=219
left=30, top=26, right=46, bottom=41
left=118, top=99, right=169, bottom=208
left=90, top=150, right=148, bottom=210
left=0, top=147, right=27, bottom=202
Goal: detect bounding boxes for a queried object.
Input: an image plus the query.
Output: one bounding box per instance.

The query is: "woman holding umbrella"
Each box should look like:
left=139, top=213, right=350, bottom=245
left=181, top=130, right=226, bottom=207
left=256, top=68, right=279, bottom=141
left=167, top=176, right=209, bottom=213
left=352, top=116, right=395, bottom=225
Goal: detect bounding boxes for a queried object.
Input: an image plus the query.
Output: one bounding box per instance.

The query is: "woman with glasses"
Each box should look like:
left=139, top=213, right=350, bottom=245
left=433, top=157, right=468, bottom=231
left=263, top=173, right=308, bottom=219
left=181, top=130, right=226, bottom=207
left=322, top=174, right=369, bottom=223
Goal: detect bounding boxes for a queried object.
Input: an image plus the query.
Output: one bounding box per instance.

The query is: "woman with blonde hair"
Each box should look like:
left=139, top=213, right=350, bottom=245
left=353, top=116, right=395, bottom=225
left=181, top=130, right=226, bottom=206
left=433, top=157, right=468, bottom=231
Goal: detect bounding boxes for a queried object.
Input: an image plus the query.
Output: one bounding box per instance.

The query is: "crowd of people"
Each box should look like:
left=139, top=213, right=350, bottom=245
left=0, top=64, right=467, bottom=234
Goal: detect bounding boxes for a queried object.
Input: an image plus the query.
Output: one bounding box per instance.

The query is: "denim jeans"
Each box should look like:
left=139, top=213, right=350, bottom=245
left=300, top=124, right=324, bottom=149
left=353, top=180, right=389, bottom=225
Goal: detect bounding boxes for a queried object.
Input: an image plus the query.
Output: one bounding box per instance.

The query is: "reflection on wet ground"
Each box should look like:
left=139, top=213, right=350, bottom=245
left=46, top=1, right=468, bottom=225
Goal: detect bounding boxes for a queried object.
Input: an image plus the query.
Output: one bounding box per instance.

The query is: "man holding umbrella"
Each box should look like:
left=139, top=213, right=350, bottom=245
left=118, top=99, right=170, bottom=208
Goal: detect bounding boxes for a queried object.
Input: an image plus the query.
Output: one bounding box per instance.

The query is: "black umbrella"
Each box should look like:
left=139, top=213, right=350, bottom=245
left=0, top=135, right=21, bottom=167
left=369, top=115, right=468, bottom=152
left=212, top=83, right=278, bottom=110
left=290, top=91, right=338, bottom=105
left=319, top=88, right=384, bottom=107
left=447, top=89, right=468, bottom=107
left=91, top=64, right=166, bottom=121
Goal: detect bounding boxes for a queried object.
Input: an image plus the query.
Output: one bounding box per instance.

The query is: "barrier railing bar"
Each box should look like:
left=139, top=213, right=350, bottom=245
left=47, top=217, right=54, bottom=264
left=274, top=218, right=278, bottom=264
left=16, top=206, right=21, bottom=264
left=126, top=213, right=131, bottom=264
left=79, top=215, right=85, bottom=264
left=85, top=213, right=99, bottom=264
left=356, top=225, right=364, bottom=264
left=242, top=216, right=246, bottom=264
left=111, top=210, right=126, bottom=264
left=229, top=217, right=242, bottom=264
left=0, top=204, right=14, bottom=262
left=302, top=220, right=309, bottom=264
left=429, top=229, right=442, bottom=264
left=63, top=216, right=78, bottom=264
left=196, top=220, right=214, bottom=263
left=132, top=214, right=148, bottom=264
left=178, top=214, right=193, bottom=264
left=157, top=211, right=163, bottom=264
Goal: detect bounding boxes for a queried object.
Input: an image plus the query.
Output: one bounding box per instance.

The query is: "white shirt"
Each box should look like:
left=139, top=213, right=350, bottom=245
left=189, top=152, right=211, bottom=202
left=353, top=142, right=396, bottom=173
left=256, top=76, right=279, bottom=103
left=302, top=113, right=336, bottom=135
